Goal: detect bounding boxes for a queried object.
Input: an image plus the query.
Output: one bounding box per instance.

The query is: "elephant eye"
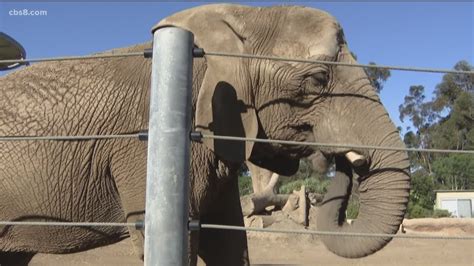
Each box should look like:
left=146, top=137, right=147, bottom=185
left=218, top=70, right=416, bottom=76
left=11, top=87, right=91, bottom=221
left=309, top=72, right=329, bottom=87
left=302, top=71, right=329, bottom=92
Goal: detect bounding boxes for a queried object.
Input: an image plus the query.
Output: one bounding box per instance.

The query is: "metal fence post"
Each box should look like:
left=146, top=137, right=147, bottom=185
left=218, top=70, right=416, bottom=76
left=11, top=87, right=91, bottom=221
left=144, top=27, right=194, bottom=266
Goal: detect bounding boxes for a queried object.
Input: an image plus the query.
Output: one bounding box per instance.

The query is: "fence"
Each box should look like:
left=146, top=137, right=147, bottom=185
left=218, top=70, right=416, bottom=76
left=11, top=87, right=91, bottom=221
left=0, top=27, right=473, bottom=266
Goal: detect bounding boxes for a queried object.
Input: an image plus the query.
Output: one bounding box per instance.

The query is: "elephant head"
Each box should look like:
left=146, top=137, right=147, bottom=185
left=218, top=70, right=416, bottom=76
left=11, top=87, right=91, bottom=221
left=153, top=4, right=322, bottom=175
left=155, top=4, right=410, bottom=258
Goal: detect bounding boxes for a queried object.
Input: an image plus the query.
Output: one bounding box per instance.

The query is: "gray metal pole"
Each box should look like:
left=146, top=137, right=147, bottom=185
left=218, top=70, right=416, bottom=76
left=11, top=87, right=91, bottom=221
left=144, top=27, right=193, bottom=266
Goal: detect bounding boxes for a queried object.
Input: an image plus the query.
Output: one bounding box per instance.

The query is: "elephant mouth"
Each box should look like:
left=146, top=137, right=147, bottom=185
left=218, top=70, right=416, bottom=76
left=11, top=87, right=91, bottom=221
left=251, top=123, right=315, bottom=164
left=249, top=141, right=308, bottom=176
left=332, top=154, right=354, bottom=224
left=282, top=123, right=316, bottom=157
left=322, top=152, right=371, bottom=226
left=324, top=150, right=370, bottom=175
left=249, top=155, right=300, bottom=176
left=250, top=120, right=342, bottom=176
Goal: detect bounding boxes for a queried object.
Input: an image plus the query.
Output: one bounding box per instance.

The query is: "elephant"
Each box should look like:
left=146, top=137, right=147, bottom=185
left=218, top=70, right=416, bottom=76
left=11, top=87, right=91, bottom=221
left=0, top=3, right=410, bottom=265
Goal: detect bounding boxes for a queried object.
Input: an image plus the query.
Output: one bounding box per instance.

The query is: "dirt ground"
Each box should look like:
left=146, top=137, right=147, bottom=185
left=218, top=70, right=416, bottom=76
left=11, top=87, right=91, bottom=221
left=30, top=217, right=474, bottom=266
left=30, top=236, right=474, bottom=266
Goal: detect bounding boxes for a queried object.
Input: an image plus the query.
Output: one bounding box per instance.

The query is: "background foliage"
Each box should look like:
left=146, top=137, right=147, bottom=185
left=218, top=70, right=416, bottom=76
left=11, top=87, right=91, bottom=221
left=399, top=60, right=473, bottom=217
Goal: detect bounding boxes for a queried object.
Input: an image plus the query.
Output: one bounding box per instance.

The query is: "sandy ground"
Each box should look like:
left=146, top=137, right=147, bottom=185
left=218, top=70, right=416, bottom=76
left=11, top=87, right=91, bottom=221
left=30, top=236, right=474, bottom=266
left=30, top=218, right=474, bottom=266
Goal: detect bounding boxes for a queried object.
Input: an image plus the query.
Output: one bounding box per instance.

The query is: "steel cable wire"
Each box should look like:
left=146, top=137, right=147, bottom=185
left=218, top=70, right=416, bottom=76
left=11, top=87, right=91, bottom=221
left=204, top=51, right=474, bottom=74
left=201, top=134, right=474, bottom=155
left=201, top=224, right=474, bottom=240
left=1, top=50, right=472, bottom=75
left=2, top=221, right=472, bottom=241
left=0, top=52, right=146, bottom=65
left=0, top=134, right=139, bottom=141
left=0, top=221, right=137, bottom=227
left=1, top=133, right=472, bottom=155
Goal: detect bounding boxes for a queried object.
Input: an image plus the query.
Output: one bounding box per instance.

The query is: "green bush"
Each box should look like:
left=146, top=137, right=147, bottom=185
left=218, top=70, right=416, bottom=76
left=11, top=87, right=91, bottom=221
left=238, top=175, right=253, bottom=196
left=346, top=198, right=360, bottom=219
left=279, top=178, right=330, bottom=194
left=407, top=203, right=432, bottom=218
left=432, top=208, right=452, bottom=218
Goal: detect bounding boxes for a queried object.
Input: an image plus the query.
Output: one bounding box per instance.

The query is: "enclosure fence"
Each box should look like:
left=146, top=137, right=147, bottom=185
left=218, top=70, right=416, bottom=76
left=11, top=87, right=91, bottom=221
left=1, top=27, right=473, bottom=265
left=1, top=221, right=474, bottom=240
left=1, top=133, right=473, bottom=154
left=3, top=50, right=473, bottom=75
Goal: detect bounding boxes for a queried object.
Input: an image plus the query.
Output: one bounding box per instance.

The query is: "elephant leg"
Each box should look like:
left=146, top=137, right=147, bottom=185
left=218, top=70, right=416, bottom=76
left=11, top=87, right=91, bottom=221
left=198, top=178, right=249, bottom=266
left=114, top=185, right=145, bottom=261
left=125, top=212, right=145, bottom=260
left=122, top=202, right=201, bottom=265
left=110, top=140, right=147, bottom=260
left=111, top=173, right=145, bottom=261
left=0, top=252, right=35, bottom=266
left=110, top=146, right=147, bottom=261
left=189, top=231, right=199, bottom=266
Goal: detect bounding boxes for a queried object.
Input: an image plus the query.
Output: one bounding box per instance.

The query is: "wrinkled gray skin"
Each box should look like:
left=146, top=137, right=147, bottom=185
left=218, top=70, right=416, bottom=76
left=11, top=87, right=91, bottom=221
left=244, top=6, right=411, bottom=257
left=0, top=4, right=410, bottom=265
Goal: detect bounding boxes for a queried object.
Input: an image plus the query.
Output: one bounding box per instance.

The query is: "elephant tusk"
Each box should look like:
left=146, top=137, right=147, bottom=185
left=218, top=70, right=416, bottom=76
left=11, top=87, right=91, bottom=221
left=345, top=151, right=366, bottom=167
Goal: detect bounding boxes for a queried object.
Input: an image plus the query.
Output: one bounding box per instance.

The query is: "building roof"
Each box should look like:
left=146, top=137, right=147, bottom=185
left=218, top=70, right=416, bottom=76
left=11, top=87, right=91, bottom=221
left=435, top=190, right=474, bottom=193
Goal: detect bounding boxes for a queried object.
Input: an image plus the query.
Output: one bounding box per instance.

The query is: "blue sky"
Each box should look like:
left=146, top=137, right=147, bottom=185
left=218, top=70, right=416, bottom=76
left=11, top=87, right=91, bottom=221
left=1, top=2, right=473, bottom=130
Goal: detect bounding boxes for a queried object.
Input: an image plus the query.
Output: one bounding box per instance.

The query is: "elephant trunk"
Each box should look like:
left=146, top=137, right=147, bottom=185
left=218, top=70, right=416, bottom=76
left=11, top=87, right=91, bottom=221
left=316, top=107, right=411, bottom=258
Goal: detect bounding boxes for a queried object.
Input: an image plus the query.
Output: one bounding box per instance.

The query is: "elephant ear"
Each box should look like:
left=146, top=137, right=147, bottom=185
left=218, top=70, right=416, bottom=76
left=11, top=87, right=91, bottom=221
left=152, top=6, right=258, bottom=162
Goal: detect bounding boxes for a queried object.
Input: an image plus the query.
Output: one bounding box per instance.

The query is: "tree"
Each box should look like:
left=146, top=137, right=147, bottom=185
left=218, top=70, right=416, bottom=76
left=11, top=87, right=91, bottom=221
left=429, top=61, right=473, bottom=153
left=350, top=52, right=391, bottom=93
left=399, top=85, right=435, bottom=172
left=399, top=60, right=473, bottom=165
left=399, top=60, right=474, bottom=195
left=399, top=85, right=437, bottom=130
left=432, top=61, right=474, bottom=112
left=432, top=154, right=474, bottom=190
left=366, top=62, right=391, bottom=93
left=431, top=92, right=474, bottom=151
left=409, top=169, right=435, bottom=210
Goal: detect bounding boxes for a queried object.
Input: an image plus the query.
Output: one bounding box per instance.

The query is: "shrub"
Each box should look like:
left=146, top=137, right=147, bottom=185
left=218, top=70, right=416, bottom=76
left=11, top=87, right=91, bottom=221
left=432, top=208, right=452, bottom=218
left=346, top=198, right=360, bottom=219
left=407, top=203, right=432, bottom=218
left=238, top=175, right=253, bottom=196
left=279, top=178, right=330, bottom=194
